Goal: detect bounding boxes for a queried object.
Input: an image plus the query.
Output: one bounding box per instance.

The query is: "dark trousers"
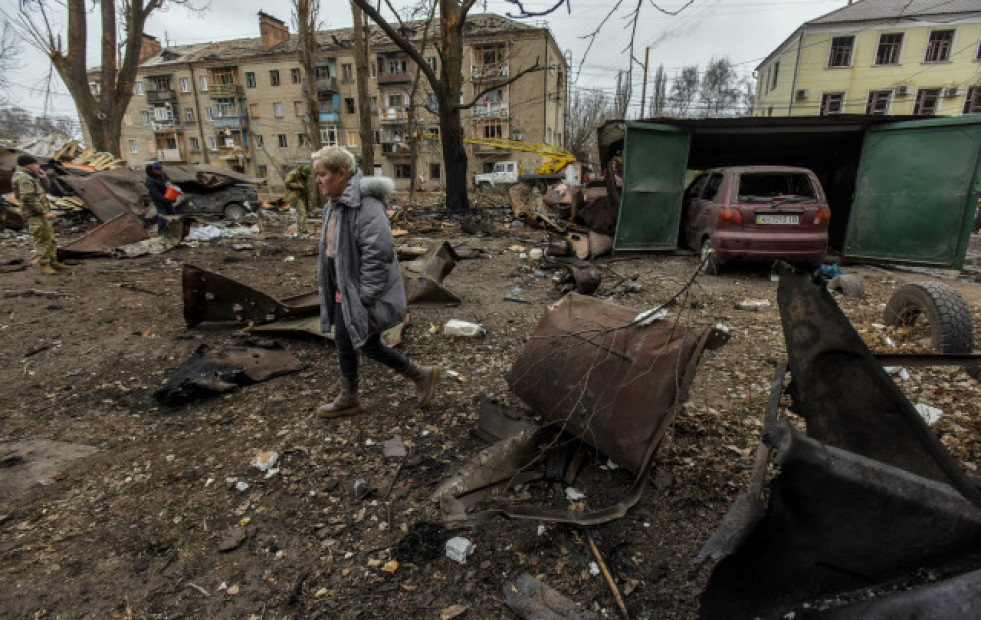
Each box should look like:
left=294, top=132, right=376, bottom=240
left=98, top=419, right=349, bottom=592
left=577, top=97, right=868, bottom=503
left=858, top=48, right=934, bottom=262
left=333, top=299, right=409, bottom=380
left=156, top=202, right=177, bottom=234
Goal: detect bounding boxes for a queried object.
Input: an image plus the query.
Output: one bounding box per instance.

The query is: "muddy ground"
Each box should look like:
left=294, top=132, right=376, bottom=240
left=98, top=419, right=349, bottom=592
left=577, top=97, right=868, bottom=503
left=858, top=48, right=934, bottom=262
left=1, top=206, right=979, bottom=619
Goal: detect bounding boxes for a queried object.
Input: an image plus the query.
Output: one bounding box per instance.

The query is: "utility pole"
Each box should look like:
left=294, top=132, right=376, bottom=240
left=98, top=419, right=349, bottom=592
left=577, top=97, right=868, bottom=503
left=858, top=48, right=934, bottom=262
left=639, top=46, right=649, bottom=119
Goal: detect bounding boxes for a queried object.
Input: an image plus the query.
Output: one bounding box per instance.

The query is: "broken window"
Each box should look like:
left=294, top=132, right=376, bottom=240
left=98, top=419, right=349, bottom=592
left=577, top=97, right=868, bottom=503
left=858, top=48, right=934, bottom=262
left=200, top=76, right=208, bottom=91
left=140, top=110, right=150, bottom=124
left=298, top=133, right=309, bottom=146
left=245, top=72, right=256, bottom=88
left=270, top=70, right=280, bottom=86
left=185, top=107, right=195, bottom=122
left=249, top=103, right=260, bottom=118
left=427, top=57, right=437, bottom=72
left=913, top=88, right=941, bottom=115
left=129, top=140, right=138, bottom=154
left=291, top=67, right=302, bottom=84
left=875, top=33, right=903, bottom=65
left=866, top=90, right=890, bottom=115
left=254, top=135, right=263, bottom=148
left=136, top=81, right=144, bottom=96
left=703, top=173, right=724, bottom=201
left=963, top=87, right=981, bottom=114
left=394, top=164, right=412, bottom=178
left=210, top=68, right=235, bottom=86
left=828, top=36, right=854, bottom=67
left=820, top=92, right=845, bottom=115
left=342, top=64, right=353, bottom=81
left=180, top=77, right=190, bottom=92
left=345, top=98, right=355, bottom=114
left=386, top=58, right=407, bottom=74
left=924, top=30, right=954, bottom=62
left=318, top=97, right=335, bottom=114
left=481, top=121, right=504, bottom=139
left=387, top=93, right=404, bottom=108
left=737, top=172, right=816, bottom=200
left=277, top=134, right=288, bottom=148
left=257, top=164, right=267, bottom=177
left=315, top=65, right=330, bottom=79
left=208, top=137, right=218, bottom=151
left=294, top=101, right=304, bottom=116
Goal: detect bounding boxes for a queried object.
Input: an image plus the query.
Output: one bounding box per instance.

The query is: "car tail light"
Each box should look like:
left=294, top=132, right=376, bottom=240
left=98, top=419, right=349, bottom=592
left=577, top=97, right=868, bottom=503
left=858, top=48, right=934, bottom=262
left=719, top=208, right=742, bottom=224
left=814, top=207, right=831, bottom=224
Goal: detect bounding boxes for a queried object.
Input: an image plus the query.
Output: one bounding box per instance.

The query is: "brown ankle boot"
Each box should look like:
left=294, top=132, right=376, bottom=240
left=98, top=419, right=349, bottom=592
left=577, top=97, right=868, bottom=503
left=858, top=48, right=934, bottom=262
left=39, top=264, right=57, bottom=276
left=403, top=361, right=440, bottom=407
left=317, top=377, right=364, bottom=418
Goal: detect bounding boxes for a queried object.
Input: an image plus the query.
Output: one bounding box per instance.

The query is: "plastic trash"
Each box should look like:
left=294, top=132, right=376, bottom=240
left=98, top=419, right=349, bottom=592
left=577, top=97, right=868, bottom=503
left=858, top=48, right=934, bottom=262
left=445, top=536, right=475, bottom=564
left=443, top=319, right=486, bottom=338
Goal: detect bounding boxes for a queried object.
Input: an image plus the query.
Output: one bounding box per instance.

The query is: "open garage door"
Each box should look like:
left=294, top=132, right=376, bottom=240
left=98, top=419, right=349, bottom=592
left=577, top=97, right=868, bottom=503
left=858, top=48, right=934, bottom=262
left=614, top=122, right=691, bottom=251
left=844, top=117, right=981, bottom=269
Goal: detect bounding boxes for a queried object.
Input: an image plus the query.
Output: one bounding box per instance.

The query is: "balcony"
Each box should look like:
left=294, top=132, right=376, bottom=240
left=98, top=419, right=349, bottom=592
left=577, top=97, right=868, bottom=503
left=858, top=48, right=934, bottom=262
left=209, top=83, right=244, bottom=99
left=377, top=70, right=413, bottom=85
left=214, top=115, right=246, bottom=130
left=473, top=103, right=509, bottom=119
left=379, top=107, right=409, bottom=123
left=150, top=119, right=183, bottom=133
left=382, top=142, right=411, bottom=158
left=316, top=76, right=339, bottom=94
left=471, top=65, right=509, bottom=81
left=155, top=148, right=183, bottom=162
left=218, top=146, right=248, bottom=161
left=319, top=112, right=340, bottom=123
left=473, top=143, right=510, bottom=155
left=147, top=89, right=177, bottom=104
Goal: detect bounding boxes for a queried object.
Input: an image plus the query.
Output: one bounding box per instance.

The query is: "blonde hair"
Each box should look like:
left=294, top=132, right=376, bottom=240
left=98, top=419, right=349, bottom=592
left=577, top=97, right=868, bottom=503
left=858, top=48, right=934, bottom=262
left=311, top=146, right=357, bottom=175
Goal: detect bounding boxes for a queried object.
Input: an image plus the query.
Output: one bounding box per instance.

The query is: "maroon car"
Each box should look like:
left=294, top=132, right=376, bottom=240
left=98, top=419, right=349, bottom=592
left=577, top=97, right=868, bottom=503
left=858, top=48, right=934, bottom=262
left=681, top=166, right=831, bottom=274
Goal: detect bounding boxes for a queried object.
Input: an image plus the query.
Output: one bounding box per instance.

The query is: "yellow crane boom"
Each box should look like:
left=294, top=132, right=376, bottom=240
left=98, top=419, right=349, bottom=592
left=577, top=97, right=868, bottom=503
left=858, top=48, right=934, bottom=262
left=417, top=132, right=576, bottom=175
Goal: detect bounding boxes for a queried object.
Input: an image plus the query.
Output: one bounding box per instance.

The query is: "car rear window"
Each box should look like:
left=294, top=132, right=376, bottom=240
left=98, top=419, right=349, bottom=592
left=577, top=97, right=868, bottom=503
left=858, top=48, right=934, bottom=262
left=737, top=173, right=816, bottom=203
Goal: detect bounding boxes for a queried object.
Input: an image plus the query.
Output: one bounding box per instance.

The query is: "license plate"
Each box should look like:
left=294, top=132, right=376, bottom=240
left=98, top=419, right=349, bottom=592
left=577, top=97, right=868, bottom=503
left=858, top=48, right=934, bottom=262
left=756, top=214, right=799, bottom=225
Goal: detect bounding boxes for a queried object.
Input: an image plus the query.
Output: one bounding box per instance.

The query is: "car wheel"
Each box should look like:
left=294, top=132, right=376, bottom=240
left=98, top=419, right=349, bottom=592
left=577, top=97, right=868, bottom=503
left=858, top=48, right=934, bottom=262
left=223, top=202, right=248, bottom=223
left=700, top=238, right=720, bottom=275
left=883, top=281, right=974, bottom=354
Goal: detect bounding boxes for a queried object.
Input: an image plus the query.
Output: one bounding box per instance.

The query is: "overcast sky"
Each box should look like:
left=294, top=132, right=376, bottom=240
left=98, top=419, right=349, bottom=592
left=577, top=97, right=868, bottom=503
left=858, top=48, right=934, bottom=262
left=4, top=0, right=845, bottom=124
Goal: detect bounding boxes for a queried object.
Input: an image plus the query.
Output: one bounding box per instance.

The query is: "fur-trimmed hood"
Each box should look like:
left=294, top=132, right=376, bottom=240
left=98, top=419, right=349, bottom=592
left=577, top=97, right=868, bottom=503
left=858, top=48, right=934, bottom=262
left=338, top=170, right=394, bottom=209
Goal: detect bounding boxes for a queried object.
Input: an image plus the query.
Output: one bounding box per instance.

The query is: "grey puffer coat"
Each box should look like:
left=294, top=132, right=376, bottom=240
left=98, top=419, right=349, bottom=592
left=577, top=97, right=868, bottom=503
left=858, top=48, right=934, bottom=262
left=318, top=171, right=406, bottom=349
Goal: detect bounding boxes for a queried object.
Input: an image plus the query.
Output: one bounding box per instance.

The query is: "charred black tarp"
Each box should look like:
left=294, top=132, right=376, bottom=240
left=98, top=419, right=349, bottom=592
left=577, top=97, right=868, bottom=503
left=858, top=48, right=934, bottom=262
left=154, top=338, right=301, bottom=405
left=698, top=270, right=981, bottom=619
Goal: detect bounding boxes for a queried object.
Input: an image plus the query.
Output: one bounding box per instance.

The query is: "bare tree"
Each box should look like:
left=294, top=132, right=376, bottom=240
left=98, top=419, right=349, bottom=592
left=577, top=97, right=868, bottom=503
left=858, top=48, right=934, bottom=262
left=669, top=65, right=699, bottom=118
left=405, top=2, right=438, bottom=203
left=352, top=5, right=374, bottom=175
left=698, top=57, right=741, bottom=117
left=294, top=0, right=322, bottom=151
left=8, top=0, right=201, bottom=156
left=565, top=87, right=611, bottom=160
left=650, top=64, right=667, bottom=117
left=613, top=70, right=631, bottom=119
left=352, top=0, right=543, bottom=214
left=0, top=106, right=80, bottom=140
left=0, top=20, right=20, bottom=105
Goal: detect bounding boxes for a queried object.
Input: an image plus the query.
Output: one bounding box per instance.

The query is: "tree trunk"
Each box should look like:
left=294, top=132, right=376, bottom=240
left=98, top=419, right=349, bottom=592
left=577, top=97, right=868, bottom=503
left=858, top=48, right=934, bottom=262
left=352, top=5, right=374, bottom=175
left=297, top=0, right=322, bottom=151
left=437, top=0, right=469, bottom=213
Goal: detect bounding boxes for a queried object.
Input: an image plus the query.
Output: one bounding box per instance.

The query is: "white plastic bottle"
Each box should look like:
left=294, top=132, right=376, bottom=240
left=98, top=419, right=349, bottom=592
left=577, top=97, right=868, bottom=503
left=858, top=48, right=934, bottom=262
left=443, top=319, right=486, bottom=338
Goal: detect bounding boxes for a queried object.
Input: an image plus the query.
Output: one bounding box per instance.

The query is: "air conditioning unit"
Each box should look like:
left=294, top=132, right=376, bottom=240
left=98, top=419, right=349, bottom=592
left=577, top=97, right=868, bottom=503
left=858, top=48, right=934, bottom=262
left=796, top=89, right=809, bottom=99
left=894, top=85, right=911, bottom=96
left=944, top=86, right=961, bottom=97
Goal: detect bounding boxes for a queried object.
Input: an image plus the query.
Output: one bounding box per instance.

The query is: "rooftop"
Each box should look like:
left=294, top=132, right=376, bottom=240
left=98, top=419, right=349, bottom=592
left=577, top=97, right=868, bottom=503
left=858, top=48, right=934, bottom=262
left=808, top=0, right=981, bottom=25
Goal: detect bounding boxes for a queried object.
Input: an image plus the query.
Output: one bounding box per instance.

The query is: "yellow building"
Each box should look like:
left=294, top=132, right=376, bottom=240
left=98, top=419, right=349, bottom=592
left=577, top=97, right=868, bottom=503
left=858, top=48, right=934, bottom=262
left=755, top=0, right=981, bottom=117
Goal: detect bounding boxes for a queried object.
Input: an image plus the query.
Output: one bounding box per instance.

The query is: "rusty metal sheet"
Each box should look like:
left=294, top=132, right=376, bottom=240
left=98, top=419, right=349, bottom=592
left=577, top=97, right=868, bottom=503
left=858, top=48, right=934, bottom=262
left=154, top=338, right=301, bottom=405
left=58, top=212, right=150, bottom=257
left=508, top=293, right=709, bottom=475
left=59, top=168, right=150, bottom=221
left=572, top=187, right=619, bottom=236
left=777, top=268, right=981, bottom=504
left=401, top=241, right=462, bottom=304
left=164, top=164, right=266, bottom=188
left=182, top=264, right=319, bottom=327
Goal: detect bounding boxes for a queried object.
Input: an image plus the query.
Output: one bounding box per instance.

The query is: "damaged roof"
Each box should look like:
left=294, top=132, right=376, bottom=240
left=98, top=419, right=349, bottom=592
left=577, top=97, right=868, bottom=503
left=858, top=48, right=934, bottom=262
left=808, top=0, right=981, bottom=25
left=138, top=13, right=541, bottom=68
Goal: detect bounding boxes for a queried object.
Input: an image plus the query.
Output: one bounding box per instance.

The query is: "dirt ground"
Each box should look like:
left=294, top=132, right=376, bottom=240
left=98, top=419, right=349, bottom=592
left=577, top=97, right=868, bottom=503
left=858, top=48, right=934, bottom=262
left=1, top=207, right=979, bottom=619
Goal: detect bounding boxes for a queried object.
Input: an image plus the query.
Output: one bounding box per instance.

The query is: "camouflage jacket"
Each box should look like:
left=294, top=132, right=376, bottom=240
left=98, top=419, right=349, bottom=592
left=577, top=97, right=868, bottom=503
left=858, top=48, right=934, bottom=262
left=12, top=166, right=50, bottom=219
left=284, top=165, right=311, bottom=201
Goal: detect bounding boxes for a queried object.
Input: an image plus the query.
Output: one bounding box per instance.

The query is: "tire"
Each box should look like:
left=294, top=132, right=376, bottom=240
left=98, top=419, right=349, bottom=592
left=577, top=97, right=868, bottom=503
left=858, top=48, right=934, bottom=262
left=828, top=274, right=865, bottom=299
left=223, top=202, right=248, bottom=222
left=883, top=281, right=974, bottom=353
left=700, top=237, right=720, bottom=275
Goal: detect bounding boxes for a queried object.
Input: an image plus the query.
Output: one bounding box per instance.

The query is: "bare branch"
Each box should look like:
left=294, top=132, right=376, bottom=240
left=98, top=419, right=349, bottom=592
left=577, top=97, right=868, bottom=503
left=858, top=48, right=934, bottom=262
left=461, top=61, right=543, bottom=110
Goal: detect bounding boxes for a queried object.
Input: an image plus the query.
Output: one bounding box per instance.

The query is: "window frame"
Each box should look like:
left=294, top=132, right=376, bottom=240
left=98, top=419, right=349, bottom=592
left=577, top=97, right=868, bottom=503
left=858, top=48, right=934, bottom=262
left=180, top=77, right=190, bottom=93
left=277, top=133, right=288, bottom=148
left=245, top=72, right=256, bottom=88
left=129, top=139, right=139, bottom=154
left=875, top=33, right=903, bottom=65
left=189, top=137, right=200, bottom=151
left=820, top=92, right=845, bottom=115
left=913, top=88, right=942, bottom=115
left=273, top=102, right=284, bottom=118
left=924, top=30, right=954, bottom=62
left=866, top=90, right=891, bottom=115
left=963, top=86, right=981, bottom=114
left=828, top=36, right=855, bottom=68
left=291, top=67, right=302, bottom=84
left=270, top=69, right=281, bottom=86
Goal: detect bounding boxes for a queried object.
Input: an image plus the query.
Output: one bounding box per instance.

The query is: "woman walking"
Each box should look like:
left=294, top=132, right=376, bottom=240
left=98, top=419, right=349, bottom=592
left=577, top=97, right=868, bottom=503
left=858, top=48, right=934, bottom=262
left=314, top=146, right=439, bottom=418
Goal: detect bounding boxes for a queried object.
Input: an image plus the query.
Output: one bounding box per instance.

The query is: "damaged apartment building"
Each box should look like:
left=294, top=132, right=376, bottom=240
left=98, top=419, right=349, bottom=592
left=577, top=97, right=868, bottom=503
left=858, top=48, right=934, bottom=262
left=92, top=12, right=568, bottom=191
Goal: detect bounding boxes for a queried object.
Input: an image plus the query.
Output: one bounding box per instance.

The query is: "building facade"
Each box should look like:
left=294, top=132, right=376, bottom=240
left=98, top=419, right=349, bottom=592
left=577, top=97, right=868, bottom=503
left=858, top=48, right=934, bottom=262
left=100, top=12, right=567, bottom=190
left=754, top=0, right=981, bottom=118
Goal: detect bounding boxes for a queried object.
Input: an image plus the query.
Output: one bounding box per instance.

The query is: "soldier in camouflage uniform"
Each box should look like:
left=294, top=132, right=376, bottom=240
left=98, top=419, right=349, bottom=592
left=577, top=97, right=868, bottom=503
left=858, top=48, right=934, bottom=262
left=12, top=155, right=68, bottom=276
left=284, top=165, right=311, bottom=236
